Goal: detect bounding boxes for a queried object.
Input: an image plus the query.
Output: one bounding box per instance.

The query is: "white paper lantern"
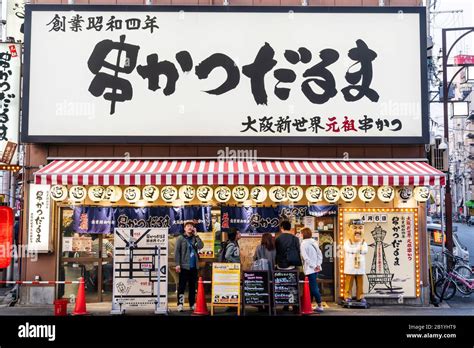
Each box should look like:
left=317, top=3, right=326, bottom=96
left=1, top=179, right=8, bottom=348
left=305, top=186, right=323, bottom=203
left=123, top=186, right=141, bottom=203
left=196, top=186, right=214, bottom=202
left=286, top=186, right=303, bottom=202
left=142, top=185, right=159, bottom=202
left=358, top=186, right=376, bottom=202
left=179, top=185, right=195, bottom=202
left=88, top=186, right=106, bottom=202
left=161, top=186, right=178, bottom=203
left=377, top=186, right=395, bottom=203
left=323, top=186, right=340, bottom=203
left=103, top=186, right=122, bottom=203
left=340, top=186, right=357, bottom=202
left=397, top=186, right=413, bottom=201
left=232, top=186, right=249, bottom=202
left=215, top=186, right=231, bottom=203
left=414, top=186, right=430, bottom=202
left=250, top=186, right=267, bottom=203
left=50, top=185, right=68, bottom=201
left=69, top=186, right=87, bottom=202
left=269, top=186, right=286, bottom=202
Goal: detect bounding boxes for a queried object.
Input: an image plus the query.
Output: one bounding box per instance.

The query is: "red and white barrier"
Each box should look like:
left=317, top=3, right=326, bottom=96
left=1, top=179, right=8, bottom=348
left=0, top=280, right=81, bottom=285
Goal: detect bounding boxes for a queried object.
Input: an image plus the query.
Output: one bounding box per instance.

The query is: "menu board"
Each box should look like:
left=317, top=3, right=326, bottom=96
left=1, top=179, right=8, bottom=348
left=242, top=271, right=270, bottom=309
left=211, top=263, right=241, bottom=314
left=273, top=270, right=300, bottom=310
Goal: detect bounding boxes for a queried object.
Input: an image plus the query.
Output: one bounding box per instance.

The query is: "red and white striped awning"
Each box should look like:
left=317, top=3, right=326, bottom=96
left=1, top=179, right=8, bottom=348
left=34, top=160, right=445, bottom=187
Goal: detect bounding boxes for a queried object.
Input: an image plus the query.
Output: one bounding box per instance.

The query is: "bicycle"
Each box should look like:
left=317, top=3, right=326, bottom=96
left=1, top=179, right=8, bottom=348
left=432, top=250, right=472, bottom=285
left=435, top=270, right=474, bottom=301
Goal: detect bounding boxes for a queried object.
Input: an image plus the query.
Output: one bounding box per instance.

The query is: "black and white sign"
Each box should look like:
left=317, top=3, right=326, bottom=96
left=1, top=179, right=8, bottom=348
left=6, top=0, right=25, bottom=42
left=243, top=271, right=271, bottom=306
left=272, top=270, right=300, bottom=312
left=28, top=184, right=51, bottom=252
left=23, top=6, right=427, bottom=144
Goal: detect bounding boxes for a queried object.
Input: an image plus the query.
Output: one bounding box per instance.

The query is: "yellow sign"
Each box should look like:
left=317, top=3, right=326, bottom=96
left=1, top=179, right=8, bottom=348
left=197, top=232, right=215, bottom=259
left=211, top=263, right=241, bottom=315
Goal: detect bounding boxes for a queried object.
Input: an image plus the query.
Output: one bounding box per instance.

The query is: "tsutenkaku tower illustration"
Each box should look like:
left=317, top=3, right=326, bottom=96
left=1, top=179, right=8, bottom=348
left=367, top=225, right=394, bottom=292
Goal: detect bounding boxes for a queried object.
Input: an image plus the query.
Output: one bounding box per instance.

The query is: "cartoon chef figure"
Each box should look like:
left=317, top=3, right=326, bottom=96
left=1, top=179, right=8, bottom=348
left=343, top=219, right=368, bottom=305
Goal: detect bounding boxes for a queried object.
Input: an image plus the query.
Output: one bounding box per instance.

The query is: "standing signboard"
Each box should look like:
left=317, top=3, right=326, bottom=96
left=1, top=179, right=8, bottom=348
left=242, top=271, right=271, bottom=315
left=112, top=228, right=168, bottom=314
left=28, top=184, right=51, bottom=253
left=272, top=270, right=300, bottom=315
left=211, top=262, right=241, bottom=315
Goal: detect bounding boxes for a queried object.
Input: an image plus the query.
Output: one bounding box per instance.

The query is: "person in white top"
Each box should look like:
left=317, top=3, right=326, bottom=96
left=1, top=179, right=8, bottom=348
left=343, top=219, right=368, bottom=304
left=300, top=227, right=324, bottom=313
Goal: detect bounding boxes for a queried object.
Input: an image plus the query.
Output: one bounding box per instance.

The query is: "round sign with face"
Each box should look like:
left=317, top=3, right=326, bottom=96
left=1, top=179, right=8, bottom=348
left=179, top=185, right=195, bottom=202
left=305, top=186, right=323, bottom=203
left=340, top=186, right=357, bottom=202
left=69, top=186, right=87, bottom=202
left=232, top=186, right=249, bottom=202
left=103, top=186, right=122, bottom=203
left=377, top=186, right=395, bottom=202
left=196, top=186, right=213, bottom=202
left=323, top=186, right=340, bottom=203
left=398, top=186, right=413, bottom=201
left=50, top=185, right=68, bottom=201
left=215, top=186, right=231, bottom=203
left=286, top=186, right=303, bottom=202
left=124, top=186, right=141, bottom=203
left=88, top=186, right=106, bottom=202
left=414, top=186, right=430, bottom=202
left=269, top=186, right=286, bottom=202
left=250, top=186, right=267, bottom=203
left=142, top=185, right=159, bottom=202
left=161, top=186, right=178, bottom=203
left=358, top=186, right=376, bottom=202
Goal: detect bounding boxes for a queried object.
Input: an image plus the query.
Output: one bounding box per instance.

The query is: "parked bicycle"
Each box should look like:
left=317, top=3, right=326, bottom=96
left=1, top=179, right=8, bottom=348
left=431, top=250, right=472, bottom=284
left=435, top=269, right=474, bottom=301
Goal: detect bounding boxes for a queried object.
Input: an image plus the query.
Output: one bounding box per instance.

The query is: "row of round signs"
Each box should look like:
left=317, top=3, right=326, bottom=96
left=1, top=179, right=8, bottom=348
left=50, top=184, right=431, bottom=204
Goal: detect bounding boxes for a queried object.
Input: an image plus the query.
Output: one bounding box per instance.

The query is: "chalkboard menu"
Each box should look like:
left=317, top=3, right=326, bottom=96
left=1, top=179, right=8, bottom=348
left=273, top=270, right=300, bottom=314
left=242, top=271, right=271, bottom=315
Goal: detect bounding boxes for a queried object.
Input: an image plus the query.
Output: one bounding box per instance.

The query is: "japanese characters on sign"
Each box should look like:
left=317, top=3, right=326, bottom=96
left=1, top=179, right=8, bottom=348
left=6, top=0, right=25, bottom=42
left=0, top=43, right=21, bottom=165
left=28, top=184, right=51, bottom=252
left=24, top=7, right=427, bottom=143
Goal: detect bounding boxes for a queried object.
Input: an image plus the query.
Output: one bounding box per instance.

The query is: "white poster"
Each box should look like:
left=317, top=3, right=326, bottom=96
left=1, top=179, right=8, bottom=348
left=112, top=228, right=168, bottom=314
left=341, top=210, right=418, bottom=298
left=6, top=0, right=24, bottom=42
left=0, top=43, right=21, bottom=165
left=24, top=7, right=426, bottom=143
left=28, top=184, right=51, bottom=253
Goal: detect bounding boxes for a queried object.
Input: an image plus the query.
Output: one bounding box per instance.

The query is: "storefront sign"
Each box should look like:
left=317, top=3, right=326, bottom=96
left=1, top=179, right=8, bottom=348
left=28, top=184, right=51, bottom=252
left=197, top=232, right=215, bottom=259
left=6, top=0, right=25, bottom=42
left=340, top=208, right=418, bottom=298
left=112, top=228, right=168, bottom=313
left=23, top=7, right=427, bottom=144
left=212, top=263, right=241, bottom=305
left=0, top=43, right=21, bottom=165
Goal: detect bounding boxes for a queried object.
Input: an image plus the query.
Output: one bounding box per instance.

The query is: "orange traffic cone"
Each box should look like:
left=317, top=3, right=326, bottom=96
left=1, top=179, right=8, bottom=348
left=72, top=277, right=89, bottom=315
left=193, top=277, right=209, bottom=316
left=300, top=276, right=313, bottom=315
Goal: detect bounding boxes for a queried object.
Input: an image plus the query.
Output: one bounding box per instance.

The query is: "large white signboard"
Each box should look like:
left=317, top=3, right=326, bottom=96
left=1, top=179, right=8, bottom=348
left=0, top=43, right=21, bottom=165
left=28, top=184, right=51, bottom=253
left=112, top=228, right=168, bottom=314
left=23, top=6, right=427, bottom=144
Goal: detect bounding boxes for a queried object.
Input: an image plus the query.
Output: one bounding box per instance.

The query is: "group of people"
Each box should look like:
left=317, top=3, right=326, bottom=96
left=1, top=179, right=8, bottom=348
left=174, top=218, right=369, bottom=313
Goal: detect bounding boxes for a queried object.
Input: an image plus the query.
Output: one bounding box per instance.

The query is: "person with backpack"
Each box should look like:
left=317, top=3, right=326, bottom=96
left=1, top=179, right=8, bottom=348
left=174, top=220, right=204, bottom=312
left=300, top=227, right=324, bottom=313
left=224, top=228, right=241, bottom=263
left=252, top=232, right=276, bottom=271
left=275, top=220, right=302, bottom=270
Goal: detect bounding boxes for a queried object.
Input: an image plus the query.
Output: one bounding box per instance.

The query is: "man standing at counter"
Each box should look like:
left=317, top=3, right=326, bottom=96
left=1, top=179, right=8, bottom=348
left=175, top=220, right=204, bottom=312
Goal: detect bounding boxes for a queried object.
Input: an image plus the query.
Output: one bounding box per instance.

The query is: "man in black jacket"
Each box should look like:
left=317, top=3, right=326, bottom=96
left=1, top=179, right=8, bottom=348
left=174, top=221, right=204, bottom=312
left=275, top=220, right=301, bottom=269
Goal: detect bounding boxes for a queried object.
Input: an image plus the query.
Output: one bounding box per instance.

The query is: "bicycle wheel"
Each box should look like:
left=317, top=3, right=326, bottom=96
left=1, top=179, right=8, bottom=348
left=432, top=264, right=445, bottom=284
left=435, top=279, right=456, bottom=300
left=454, top=265, right=472, bottom=279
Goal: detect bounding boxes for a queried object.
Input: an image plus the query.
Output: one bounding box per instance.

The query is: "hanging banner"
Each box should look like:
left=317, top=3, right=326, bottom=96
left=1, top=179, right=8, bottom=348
left=197, top=232, right=215, bottom=259
left=23, top=6, right=427, bottom=144
left=28, top=184, right=51, bottom=252
left=0, top=43, right=21, bottom=165
left=6, top=0, right=25, bottom=42
left=112, top=228, right=168, bottom=313
left=340, top=209, right=418, bottom=298
left=73, top=206, right=115, bottom=234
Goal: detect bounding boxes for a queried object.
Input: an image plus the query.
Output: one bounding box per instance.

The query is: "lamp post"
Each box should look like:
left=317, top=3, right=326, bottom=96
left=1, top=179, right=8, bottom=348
left=441, top=27, right=474, bottom=269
